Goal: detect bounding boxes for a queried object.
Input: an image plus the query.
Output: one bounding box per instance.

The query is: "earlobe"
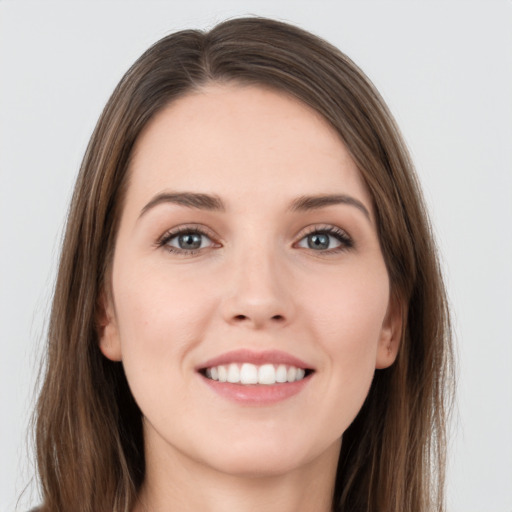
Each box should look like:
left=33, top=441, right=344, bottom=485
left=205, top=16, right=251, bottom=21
left=375, top=294, right=404, bottom=370
left=96, top=290, right=123, bottom=362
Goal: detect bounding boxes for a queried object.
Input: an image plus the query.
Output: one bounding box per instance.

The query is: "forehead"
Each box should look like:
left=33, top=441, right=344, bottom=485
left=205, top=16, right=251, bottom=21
left=126, top=83, right=371, bottom=213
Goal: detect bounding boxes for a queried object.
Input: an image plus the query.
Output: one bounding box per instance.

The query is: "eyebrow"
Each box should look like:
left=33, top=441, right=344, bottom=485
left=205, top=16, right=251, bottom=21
left=139, top=192, right=225, bottom=218
left=290, top=194, right=371, bottom=220
left=139, top=191, right=370, bottom=221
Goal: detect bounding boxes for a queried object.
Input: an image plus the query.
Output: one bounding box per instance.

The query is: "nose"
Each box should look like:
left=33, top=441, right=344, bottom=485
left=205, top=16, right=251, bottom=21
left=220, top=247, right=294, bottom=330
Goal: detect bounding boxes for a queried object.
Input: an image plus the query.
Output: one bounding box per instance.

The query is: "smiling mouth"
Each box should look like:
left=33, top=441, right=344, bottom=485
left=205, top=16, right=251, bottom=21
left=199, top=363, right=314, bottom=385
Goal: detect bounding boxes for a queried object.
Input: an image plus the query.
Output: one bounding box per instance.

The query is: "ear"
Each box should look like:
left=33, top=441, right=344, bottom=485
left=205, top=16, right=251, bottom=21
left=375, top=293, right=403, bottom=370
left=96, top=289, right=123, bottom=362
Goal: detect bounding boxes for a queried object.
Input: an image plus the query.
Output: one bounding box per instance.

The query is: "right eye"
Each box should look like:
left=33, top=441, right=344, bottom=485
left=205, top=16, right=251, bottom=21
left=159, top=227, right=218, bottom=255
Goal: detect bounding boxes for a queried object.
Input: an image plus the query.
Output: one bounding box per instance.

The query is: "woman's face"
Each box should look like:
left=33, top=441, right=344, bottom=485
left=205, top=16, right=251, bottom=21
left=100, top=83, right=401, bottom=477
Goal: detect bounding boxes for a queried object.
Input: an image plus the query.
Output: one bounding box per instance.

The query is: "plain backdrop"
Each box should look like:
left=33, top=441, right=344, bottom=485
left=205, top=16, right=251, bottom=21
left=1, top=1, right=511, bottom=511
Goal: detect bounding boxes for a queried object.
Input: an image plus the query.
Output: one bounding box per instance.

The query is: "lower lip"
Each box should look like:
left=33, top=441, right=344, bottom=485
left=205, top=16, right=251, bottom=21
left=200, top=375, right=312, bottom=405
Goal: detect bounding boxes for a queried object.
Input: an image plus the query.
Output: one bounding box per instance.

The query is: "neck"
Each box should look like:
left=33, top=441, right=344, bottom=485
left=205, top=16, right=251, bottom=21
left=133, top=426, right=340, bottom=512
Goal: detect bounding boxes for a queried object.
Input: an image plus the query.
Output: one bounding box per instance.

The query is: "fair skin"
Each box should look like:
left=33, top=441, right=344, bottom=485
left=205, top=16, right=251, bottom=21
left=99, top=83, right=401, bottom=512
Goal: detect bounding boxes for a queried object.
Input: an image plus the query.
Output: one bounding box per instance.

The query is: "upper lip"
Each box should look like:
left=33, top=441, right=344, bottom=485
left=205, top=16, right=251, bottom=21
left=196, top=349, right=314, bottom=371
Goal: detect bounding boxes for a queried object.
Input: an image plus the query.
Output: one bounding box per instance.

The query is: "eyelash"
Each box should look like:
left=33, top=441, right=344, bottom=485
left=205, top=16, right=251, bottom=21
left=157, top=224, right=354, bottom=256
left=157, top=225, right=218, bottom=255
left=295, top=225, right=354, bottom=254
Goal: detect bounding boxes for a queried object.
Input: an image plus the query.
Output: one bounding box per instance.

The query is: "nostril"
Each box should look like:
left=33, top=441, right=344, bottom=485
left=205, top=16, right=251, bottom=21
left=232, top=314, right=284, bottom=322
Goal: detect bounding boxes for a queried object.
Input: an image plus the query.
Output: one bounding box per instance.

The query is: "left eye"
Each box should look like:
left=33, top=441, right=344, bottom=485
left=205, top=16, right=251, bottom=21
left=164, top=231, right=214, bottom=251
left=296, top=230, right=349, bottom=251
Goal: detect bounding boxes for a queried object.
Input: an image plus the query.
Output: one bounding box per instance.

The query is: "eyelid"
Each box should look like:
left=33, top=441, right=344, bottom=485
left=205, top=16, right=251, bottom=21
left=293, top=224, right=354, bottom=252
left=157, top=224, right=222, bottom=253
left=155, top=223, right=353, bottom=256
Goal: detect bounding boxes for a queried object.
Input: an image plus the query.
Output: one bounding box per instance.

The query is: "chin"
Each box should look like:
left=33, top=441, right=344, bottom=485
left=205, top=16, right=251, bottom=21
left=207, top=449, right=307, bottom=478
left=194, top=429, right=337, bottom=478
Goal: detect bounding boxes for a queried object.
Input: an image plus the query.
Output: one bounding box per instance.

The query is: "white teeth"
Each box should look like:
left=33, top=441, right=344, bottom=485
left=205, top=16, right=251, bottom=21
left=227, top=363, right=240, bottom=383
left=203, top=363, right=309, bottom=385
left=287, top=366, right=297, bottom=382
left=218, top=365, right=227, bottom=382
left=275, top=364, right=287, bottom=383
left=258, top=364, right=276, bottom=385
left=240, top=363, right=258, bottom=384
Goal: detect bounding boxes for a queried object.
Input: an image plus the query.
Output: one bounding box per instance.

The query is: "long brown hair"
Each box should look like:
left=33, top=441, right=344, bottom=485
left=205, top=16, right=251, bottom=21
left=34, top=16, right=454, bottom=512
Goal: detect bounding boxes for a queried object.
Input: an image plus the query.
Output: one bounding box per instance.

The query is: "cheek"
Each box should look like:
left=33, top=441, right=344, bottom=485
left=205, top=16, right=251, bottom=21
left=110, top=261, right=218, bottom=428
left=111, top=259, right=217, bottom=367
left=301, top=265, right=389, bottom=413
left=305, top=264, right=389, bottom=351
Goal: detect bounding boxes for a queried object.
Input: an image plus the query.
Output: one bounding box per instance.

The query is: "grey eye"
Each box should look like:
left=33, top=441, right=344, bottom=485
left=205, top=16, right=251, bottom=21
left=178, top=233, right=202, bottom=250
left=298, top=232, right=342, bottom=251
left=308, top=233, right=329, bottom=250
left=167, top=231, right=212, bottom=251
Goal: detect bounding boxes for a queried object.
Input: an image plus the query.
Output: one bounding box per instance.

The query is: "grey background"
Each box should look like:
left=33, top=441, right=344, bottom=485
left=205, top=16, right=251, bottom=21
left=1, top=1, right=511, bottom=511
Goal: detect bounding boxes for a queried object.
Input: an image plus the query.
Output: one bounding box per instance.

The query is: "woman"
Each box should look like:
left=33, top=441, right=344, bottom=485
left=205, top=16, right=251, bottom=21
left=34, top=16, right=453, bottom=512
